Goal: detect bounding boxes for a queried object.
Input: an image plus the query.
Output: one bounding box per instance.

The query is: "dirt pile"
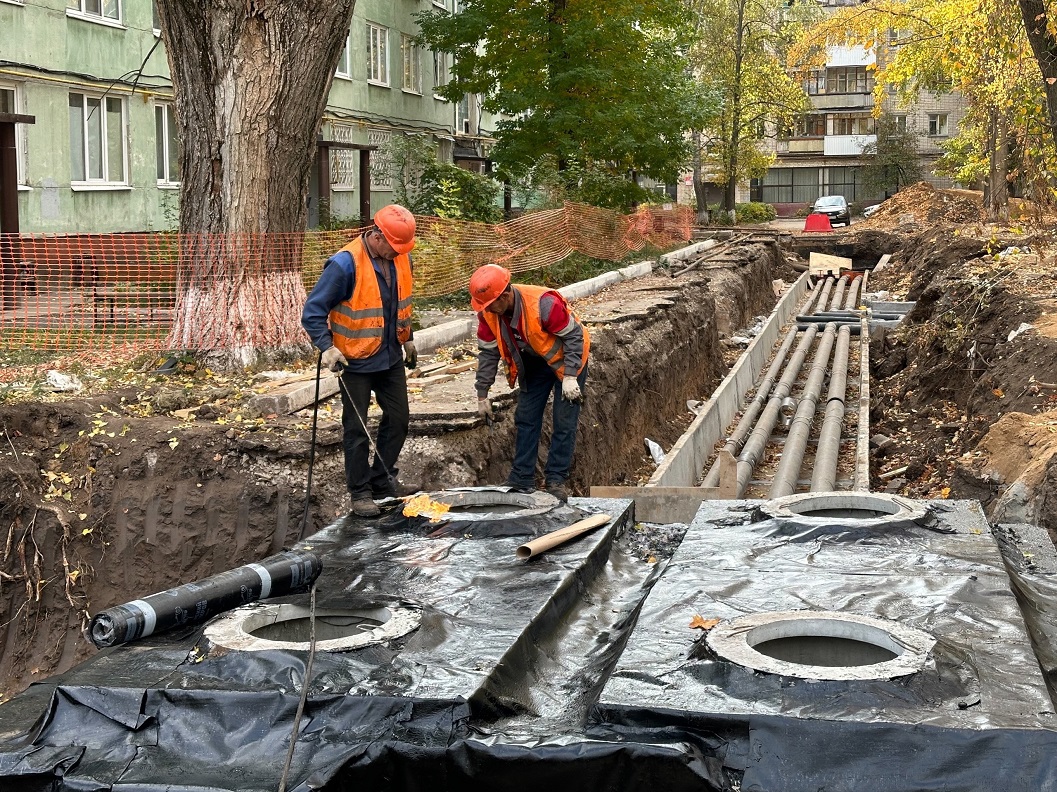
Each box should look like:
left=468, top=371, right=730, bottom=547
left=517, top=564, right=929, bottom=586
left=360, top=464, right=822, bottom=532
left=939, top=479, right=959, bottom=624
left=857, top=182, right=983, bottom=230
left=867, top=223, right=1057, bottom=536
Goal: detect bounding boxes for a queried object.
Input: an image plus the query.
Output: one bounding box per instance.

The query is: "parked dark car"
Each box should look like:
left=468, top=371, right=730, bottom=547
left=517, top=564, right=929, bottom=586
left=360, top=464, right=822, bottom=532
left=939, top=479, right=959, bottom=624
left=812, top=195, right=851, bottom=227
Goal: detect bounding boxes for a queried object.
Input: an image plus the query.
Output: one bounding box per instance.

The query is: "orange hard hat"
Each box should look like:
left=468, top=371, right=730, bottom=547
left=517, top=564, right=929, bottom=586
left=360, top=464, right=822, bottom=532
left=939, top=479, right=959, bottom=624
left=469, top=264, right=511, bottom=311
left=374, top=204, right=416, bottom=254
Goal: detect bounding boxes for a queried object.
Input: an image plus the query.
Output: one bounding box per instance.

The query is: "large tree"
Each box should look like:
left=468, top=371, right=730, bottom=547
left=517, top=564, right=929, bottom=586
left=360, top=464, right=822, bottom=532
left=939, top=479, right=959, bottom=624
left=416, top=0, right=706, bottom=192
left=689, top=0, right=815, bottom=217
left=156, top=0, right=357, bottom=362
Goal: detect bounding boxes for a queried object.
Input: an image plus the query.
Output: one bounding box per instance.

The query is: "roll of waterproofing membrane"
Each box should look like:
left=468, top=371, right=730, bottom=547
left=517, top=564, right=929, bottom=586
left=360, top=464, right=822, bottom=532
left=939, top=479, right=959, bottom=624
left=87, top=550, right=322, bottom=649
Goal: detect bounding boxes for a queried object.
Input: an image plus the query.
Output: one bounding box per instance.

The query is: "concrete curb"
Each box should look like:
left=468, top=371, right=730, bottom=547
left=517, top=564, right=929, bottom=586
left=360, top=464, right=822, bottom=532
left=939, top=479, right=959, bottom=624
left=414, top=258, right=659, bottom=354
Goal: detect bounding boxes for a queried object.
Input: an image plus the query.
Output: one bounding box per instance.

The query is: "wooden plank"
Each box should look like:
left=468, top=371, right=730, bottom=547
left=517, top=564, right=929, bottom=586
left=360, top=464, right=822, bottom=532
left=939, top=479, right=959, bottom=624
left=809, top=252, right=853, bottom=275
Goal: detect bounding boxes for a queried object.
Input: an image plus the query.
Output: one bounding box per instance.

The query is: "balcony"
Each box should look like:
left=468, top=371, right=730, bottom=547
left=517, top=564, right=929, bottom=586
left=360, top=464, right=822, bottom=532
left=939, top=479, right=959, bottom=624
left=824, top=134, right=876, bottom=156
left=810, top=93, right=873, bottom=110
left=826, top=45, right=875, bottom=68
left=776, top=138, right=825, bottom=155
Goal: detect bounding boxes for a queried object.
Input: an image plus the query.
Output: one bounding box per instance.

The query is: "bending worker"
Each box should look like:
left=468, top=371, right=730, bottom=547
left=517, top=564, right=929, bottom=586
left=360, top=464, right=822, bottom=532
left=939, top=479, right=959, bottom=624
left=470, top=264, right=590, bottom=502
left=301, top=205, right=418, bottom=518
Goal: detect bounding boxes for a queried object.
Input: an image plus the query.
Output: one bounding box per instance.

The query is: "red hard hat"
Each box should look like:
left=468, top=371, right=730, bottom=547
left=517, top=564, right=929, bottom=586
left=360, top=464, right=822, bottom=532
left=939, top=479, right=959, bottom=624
left=374, top=205, right=417, bottom=254
left=469, top=264, right=512, bottom=311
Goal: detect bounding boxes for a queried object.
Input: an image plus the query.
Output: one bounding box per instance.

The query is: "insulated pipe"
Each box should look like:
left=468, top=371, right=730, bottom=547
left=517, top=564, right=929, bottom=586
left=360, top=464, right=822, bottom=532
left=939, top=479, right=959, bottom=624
left=87, top=550, right=323, bottom=648
left=797, top=322, right=860, bottom=334
left=810, top=324, right=852, bottom=492
left=843, top=276, right=862, bottom=311
left=769, top=323, right=838, bottom=499
left=813, top=276, right=835, bottom=316
left=734, top=324, right=819, bottom=498
left=799, top=277, right=825, bottom=316
left=828, top=275, right=849, bottom=312
left=702, top=325, right=802, bottom=487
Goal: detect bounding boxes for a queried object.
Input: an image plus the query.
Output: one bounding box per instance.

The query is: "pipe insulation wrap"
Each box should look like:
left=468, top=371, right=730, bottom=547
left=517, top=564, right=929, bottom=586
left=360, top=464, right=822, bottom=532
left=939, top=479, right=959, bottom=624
left=87, top=550, right=323, bottom=648
left=811, top=325, right=852, bottom=492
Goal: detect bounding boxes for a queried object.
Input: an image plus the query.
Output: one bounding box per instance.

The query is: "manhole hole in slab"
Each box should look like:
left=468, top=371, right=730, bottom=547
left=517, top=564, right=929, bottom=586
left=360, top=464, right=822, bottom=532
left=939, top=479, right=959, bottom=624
left=761, top=492, right=928, bottom=528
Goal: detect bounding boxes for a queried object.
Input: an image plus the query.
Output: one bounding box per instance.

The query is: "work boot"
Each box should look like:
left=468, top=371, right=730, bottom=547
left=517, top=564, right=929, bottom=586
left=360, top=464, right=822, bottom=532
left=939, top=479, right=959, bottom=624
left=372, top=481, right=418, bottom=499
left=350, top=497, right=381, bottom=518
left=504, top=480, right=536, bottom=495
left=545, top=481, right=570, bottom=503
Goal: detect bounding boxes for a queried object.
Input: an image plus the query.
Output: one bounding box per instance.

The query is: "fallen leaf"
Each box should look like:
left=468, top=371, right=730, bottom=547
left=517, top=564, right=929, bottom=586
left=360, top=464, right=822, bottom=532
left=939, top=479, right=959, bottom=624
left=689, top=615, right=721, bottom=631
left=77, top=513, right=88, bottom=520
left=168, top=437, right=179, bottom=450
left=993, top=388, right=1004, bottom=398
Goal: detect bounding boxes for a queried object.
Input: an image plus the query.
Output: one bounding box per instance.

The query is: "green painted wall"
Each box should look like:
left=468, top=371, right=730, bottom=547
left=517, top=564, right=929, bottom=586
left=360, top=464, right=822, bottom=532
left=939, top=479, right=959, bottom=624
left=1, top=0, right=502, bottom=234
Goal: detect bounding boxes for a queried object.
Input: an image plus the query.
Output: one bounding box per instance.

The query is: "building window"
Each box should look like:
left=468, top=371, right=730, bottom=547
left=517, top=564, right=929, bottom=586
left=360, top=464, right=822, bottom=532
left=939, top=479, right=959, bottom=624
left=367, top=23, right=389, bottom=86
left=155, top=103, right=180, bottom=185
left=433, top=0, right=446, bottom=8
left=69, top=92, right=126, bottom=184
left=433, top=51, right=449, bottom=97
left=456, top=94, right=474, bottom=134
left=67, top=0, right=120, bottom=23
left=755, top=167, right=820, bottom=204
left=367, top=128, right=392, bottom=190
left=0, top=84, right=26, bottom=184
left=831, top=114, right=874, bottom=136
left=796, top=114, right=826, bottom=137
left=335, top=32, right=351, bottom=79
left=802, top=70, right=825, bottom=95
left=825, top=166, right=866, bottom=202
left=893, top=114, right=908, bottom=132
left=402, top=34, right=422, bottom=94
left=928, top=113, right=948, bottom=136
left=329, top=124, right=357, bottom=190
left=826, top=66, right=871, bottom=94
left=151, top=0, right=160, bottom=32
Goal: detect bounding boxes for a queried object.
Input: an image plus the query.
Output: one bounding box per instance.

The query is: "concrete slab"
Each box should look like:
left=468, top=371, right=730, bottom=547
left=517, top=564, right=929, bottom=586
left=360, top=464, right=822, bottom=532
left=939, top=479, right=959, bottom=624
left=247, top=372, right=339, bottom=416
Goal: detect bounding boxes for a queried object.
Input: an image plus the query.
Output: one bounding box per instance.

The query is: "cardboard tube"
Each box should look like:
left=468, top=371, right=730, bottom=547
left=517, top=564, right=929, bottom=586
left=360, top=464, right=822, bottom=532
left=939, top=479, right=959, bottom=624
left=516, top=513, right=612, bottom=559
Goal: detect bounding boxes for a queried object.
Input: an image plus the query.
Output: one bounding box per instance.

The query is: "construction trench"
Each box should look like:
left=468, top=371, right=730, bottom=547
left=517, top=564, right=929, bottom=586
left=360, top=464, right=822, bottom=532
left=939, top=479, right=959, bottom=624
left=4, top=233, right=1057, bottom=790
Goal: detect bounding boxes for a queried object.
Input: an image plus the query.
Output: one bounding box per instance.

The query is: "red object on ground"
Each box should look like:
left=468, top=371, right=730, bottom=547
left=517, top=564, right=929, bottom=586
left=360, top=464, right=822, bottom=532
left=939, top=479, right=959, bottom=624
left=804, top=213, right=833, bottom=232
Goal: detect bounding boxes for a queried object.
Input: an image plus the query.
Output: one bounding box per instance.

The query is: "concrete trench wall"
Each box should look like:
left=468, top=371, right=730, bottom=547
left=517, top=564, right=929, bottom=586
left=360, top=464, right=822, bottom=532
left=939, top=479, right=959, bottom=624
left=0, top=242, right=781, bottom=700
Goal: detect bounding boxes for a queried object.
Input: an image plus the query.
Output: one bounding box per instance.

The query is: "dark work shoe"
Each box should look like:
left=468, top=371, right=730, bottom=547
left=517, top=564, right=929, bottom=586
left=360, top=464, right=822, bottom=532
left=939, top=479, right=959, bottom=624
left=350, top=497, right=381, bottom=518
left=504, top=480, right=536, bottom=495
left=372, top=481, right=418, bottom=499
left=545, top=482, right=570, bottom=503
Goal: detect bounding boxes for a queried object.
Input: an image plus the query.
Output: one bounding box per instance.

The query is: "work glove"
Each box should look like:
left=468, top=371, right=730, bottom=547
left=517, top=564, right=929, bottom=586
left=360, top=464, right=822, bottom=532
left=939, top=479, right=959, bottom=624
left=561, top=378, right=583, bottom=403
left=478, top=397, right=494, bottom=421
left=403, top=340, right=418, bottom=370
left=321, top=346, right=347, bottom=373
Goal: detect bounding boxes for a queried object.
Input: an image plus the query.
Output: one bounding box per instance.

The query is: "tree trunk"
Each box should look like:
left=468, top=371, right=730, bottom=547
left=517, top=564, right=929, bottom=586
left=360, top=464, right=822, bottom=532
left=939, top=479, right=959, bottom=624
left=1018, top=0, right=1057, bottom=153
left=984, top=109, right=1010, bottom=223
left=723, top=0, right=747, bottom=216
left=157, top=0, right=357, bottom=364
left=691, top=131, right=710, bottom=224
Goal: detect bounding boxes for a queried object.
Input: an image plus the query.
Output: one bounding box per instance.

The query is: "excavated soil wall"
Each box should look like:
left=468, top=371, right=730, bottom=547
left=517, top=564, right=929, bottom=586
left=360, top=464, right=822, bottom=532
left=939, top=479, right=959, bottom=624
left=0, top=244, right=779, bottom=699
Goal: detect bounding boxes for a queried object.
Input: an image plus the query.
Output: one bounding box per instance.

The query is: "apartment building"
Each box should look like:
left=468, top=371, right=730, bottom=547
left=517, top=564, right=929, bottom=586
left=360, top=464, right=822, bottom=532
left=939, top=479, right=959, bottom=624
left=0, top=0, right=494, bottom=234
left=751, top=2, right=966, bottom=214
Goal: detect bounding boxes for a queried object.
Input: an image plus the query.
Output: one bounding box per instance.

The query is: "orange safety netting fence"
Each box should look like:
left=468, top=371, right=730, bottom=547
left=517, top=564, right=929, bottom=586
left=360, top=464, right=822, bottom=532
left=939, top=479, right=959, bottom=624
left=0, top=202, right=690, bottom=358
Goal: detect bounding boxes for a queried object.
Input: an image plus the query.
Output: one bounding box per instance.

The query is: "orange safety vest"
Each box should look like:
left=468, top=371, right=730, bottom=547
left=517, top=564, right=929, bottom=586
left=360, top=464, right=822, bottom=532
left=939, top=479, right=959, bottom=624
left=482, top=284, right=590, bottom=388
left=328, top=236, right=413, bottom=360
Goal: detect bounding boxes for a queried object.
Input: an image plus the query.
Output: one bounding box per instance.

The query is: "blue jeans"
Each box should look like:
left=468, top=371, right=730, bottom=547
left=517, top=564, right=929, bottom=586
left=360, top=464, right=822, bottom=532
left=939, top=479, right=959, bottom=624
left=508, top=355, right=588, bottom=489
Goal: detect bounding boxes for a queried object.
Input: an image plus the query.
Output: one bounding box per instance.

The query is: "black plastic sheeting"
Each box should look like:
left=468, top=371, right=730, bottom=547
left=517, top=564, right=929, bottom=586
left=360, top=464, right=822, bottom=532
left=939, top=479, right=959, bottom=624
left=88, top=549, right=322, bottom=648
left=590, top=499, right=1057, bottom=791
left=6, top=495, right=1057, bottom=791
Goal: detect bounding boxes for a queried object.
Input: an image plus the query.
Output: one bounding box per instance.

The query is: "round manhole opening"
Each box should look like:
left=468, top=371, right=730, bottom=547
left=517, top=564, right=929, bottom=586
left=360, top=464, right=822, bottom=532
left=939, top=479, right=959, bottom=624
left=247, top=608, right=389, bottom=642
left=204, top=603, right=421, bottom=653
left=761, top=492, right=927, bottom=527
left=425, top=489, right=560, bottom=521
left=752, top=635, right=897, bottom=667
left=707, top=611, right=935, bottom=681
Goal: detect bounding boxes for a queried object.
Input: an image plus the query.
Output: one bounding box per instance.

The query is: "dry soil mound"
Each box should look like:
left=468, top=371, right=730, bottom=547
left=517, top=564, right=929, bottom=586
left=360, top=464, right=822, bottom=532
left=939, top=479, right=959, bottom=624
left=858, top=182, right=982, bottom=229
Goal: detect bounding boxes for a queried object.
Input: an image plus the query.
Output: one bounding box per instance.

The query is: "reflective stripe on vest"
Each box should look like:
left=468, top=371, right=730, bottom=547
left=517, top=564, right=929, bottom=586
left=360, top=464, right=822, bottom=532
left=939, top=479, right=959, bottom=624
left=328, top=237, right=413, bottom=359
left=482, top=284, right=590, bottom=388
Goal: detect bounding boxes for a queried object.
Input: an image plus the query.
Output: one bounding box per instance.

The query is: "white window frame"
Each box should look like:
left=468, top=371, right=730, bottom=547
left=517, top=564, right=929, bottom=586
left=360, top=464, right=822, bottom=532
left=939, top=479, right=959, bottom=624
left=432, top=0, right=446, bottom=8
left=151, top=0, right=161, bottom=36
left=432, top=50, right=450, bottom=100
left=928, top=113, right=949, bottom=137
left=456, top=93, right=475, bottom=135
left=69, top=91, right=129, bottom=189
left=367, top=23, right=389, bottom=86
left=66, top=0, right=124, bottom=29
left=402, top=34, right=422, bottom=94
left=0, top=83, right=28, bottom=187
left=330, top=124, right=357, bottom=192
left=367, top=128, right=393, bottom=191
left=335, top=32, right=351, bottom=80
left=892, top=114, right=908, bottom=132
left=155, top=102, right=180, bottom=188
left=0, top=0, right=26, bottom=7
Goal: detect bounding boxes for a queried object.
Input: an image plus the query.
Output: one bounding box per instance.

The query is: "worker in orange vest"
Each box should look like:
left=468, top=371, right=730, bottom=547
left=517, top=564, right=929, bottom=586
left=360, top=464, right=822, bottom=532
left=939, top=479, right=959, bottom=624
left=470, top=264, right=590, bottom=502
left=301, top=205, right=418, bottom=518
